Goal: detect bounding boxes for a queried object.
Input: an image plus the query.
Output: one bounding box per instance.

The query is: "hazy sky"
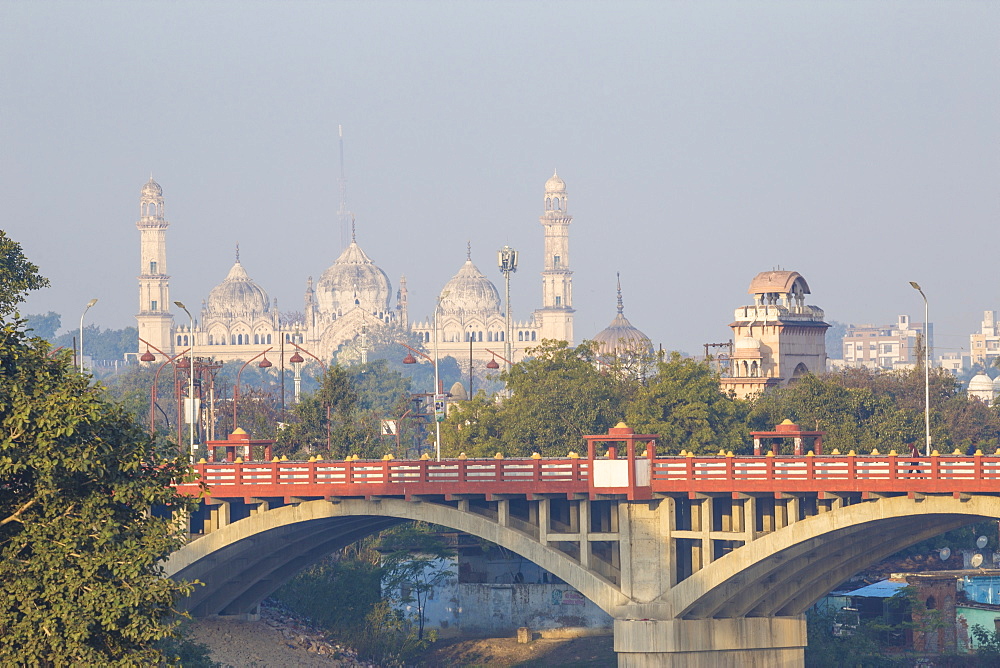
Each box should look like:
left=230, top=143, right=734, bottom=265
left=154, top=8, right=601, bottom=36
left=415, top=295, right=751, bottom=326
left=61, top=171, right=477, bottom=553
left=2, top=1, right=997, bottom=357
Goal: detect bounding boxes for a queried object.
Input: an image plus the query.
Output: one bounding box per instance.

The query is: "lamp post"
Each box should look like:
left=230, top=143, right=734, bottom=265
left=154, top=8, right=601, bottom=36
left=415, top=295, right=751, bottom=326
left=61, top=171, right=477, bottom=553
left=78, top=298, right=98, bottom=373
left=174, top=301, right=197, bottom=461
left=400, top=317, right=443, bottom=461
left=139, top=337, right=188, bottom=438
left=289, top=342, right=330, bottom=453
left=498, top=246, right=518, bottom=370
left=234, top=347, right=273, bottom=433
left=909, top=282, right=931, bottom=456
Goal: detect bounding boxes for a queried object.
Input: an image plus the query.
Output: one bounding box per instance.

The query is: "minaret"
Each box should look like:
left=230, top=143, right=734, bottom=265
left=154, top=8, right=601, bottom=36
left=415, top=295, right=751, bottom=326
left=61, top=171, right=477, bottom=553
left=535, top=170, right=575, bottom=343
left=135, top=177, right=174, bottom=354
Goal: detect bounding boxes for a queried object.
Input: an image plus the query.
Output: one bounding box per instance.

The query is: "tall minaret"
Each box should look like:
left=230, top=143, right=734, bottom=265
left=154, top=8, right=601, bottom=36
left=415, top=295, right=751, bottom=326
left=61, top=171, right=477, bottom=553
left=135, top=177, right=174, bottom=354
left=535, top=170, right=575, bottom=343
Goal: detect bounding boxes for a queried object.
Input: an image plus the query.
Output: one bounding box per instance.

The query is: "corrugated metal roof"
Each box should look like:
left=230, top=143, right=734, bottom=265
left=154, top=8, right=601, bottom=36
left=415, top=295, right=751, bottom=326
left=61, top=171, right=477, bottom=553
left=843, top=580, right=908, bottom=599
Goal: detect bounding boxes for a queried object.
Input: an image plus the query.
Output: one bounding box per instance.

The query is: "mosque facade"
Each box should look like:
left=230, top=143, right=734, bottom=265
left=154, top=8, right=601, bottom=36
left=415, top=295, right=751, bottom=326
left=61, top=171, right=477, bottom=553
left=135, top=172, right=575, bottom=367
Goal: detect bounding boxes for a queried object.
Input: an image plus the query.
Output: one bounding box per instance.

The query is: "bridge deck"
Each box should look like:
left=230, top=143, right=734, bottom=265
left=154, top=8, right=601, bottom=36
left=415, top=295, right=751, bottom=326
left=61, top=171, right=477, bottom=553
left=174, top=454, right=1000, bottom=500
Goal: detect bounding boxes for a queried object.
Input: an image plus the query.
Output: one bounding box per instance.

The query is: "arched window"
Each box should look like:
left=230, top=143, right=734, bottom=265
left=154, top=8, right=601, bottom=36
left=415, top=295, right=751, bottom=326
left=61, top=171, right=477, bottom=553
left=176, top=335, right=182, bottom=346
left=925, top=595, right=936, bottom=610
left=267, top=334, right=272, bottom=344
left=500, top=332, right=504, bottom=341
left=253, top=334, right=259, bottom=345
left=531, top=331, right=536, bottom=341
left=554, top=197, right=561, bottom=210
left=750, top=361, right=759, bottom=377
left=546, top=197, right=551, bottom=210
left=518, top=331, right=524, bottom=342
left=208, top=334, right=214, bottom=345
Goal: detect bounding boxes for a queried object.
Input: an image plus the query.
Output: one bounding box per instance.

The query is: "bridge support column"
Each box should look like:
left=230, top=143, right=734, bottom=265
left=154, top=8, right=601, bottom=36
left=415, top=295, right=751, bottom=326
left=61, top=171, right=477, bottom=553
left=613, top=616, right=806, bottom=667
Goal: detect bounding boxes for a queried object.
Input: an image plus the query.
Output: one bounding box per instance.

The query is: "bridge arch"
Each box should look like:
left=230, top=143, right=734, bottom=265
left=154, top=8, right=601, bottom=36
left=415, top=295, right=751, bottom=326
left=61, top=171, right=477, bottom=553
left=165, top=498, right=630, bottom=618
left=667, top=494, right=1000, bottom=620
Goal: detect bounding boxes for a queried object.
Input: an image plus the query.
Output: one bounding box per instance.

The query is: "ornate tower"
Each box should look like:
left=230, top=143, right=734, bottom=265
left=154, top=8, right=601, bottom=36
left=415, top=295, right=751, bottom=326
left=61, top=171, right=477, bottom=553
left=135, top=177, right=174, bottom=354
left=534, top=170, right=575, bottom=343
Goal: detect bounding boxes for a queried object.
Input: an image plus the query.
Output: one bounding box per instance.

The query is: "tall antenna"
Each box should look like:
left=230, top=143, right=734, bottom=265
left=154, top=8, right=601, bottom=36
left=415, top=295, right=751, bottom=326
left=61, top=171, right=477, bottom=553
left=337, top=125, right=351, bottom=252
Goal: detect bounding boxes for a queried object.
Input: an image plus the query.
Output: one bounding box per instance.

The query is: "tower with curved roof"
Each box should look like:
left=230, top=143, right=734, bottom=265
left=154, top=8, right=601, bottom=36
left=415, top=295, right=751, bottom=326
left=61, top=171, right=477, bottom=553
left=720, top=270, right=829, bottom=399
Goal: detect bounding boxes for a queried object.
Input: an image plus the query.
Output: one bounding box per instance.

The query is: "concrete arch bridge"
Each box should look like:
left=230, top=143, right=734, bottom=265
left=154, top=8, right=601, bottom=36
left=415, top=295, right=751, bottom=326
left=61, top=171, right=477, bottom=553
left=167, top=427, right=1000, bottom=667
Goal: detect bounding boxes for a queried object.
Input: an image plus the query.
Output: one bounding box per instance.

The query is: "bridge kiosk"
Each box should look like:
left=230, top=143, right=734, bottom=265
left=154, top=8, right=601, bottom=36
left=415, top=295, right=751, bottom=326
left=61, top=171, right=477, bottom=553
left=586, top=422, right=656, bottom=500
left=750, top=419, right=824, bottom=456
left=207, top=427, right=274, bottom=462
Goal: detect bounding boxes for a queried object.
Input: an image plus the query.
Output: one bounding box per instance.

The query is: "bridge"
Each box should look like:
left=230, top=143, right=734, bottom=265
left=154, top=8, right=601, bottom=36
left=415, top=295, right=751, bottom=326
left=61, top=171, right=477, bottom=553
left=166, top=424, right=1000, bottom=667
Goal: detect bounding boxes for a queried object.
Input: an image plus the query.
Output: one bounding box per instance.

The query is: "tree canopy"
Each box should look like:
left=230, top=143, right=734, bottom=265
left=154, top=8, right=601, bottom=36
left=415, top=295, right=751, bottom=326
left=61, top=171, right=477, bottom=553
left=0, top=319, right=197, bottom=664
left=0, top=230, right=49, bottom=317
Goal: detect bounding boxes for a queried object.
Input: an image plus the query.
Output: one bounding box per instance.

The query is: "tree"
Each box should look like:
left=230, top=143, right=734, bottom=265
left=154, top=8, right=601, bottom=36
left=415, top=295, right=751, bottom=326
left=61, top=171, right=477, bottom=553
left=378, top=524, right=455, bottom=641
left=0, top=230, right=49, bottom=317
left=625, top=352, right=748, bottom=454
left=24, top=311, right=61, bottom=340
left=53, top=324, right=139, bottom=363
left=0, top=319, right=197, bottom=664
left=495, top=340, right=634, bottom=456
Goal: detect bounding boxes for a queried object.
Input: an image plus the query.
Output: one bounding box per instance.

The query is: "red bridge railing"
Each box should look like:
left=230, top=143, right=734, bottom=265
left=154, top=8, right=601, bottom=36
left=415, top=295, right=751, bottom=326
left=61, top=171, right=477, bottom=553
left=175, top=454, right=1000, bottom=501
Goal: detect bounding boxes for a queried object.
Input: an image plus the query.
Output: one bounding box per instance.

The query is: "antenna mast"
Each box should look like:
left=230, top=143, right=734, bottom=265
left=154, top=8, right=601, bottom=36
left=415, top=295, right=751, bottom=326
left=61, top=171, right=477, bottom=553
left=337, top=125, right=350, bottom=251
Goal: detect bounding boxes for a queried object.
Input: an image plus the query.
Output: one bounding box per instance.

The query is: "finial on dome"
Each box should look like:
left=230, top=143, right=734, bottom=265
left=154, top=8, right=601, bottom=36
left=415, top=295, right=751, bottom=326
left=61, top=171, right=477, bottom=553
left=351, top=215, right=356, bottom=243
left=235, top=242, right=240, bottom=263
left=467, top=240, right=472, bottom=261
left=616, top=272, right=624, bottom=315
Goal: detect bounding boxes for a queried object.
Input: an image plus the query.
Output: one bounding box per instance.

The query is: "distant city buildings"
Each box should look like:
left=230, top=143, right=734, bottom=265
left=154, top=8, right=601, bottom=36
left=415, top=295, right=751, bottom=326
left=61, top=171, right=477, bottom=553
left=837, top=315, right=932, bottom=372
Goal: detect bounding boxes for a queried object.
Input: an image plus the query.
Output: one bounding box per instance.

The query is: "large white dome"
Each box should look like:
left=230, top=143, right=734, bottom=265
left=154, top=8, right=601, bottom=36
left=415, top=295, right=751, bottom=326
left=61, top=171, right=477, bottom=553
left=439, top=259, right=501, bottom=317
left=205, top=260, right=270, bottom=318
left=316, top=241, right=391, bottom=315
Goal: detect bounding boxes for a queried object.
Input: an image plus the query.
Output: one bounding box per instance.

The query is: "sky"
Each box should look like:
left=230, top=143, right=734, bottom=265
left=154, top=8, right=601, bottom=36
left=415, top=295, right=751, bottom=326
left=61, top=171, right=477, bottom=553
left=2, top=1, right=997, bottom=358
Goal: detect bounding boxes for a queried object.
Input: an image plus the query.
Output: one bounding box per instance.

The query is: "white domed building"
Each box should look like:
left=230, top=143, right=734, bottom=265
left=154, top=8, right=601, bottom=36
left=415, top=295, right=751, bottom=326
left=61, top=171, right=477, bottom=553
left=134, top=171, right=576, bottom=369
left=967, top=373, right=998, bottom=404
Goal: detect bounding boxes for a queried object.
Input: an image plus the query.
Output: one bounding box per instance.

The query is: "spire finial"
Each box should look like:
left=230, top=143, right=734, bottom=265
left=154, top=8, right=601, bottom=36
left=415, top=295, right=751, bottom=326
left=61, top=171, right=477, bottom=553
left=616, top=272, right=624, bottom=315
left=467, top=240, right=472, bottom=261
left=351, top=215, right=356, bottom=243
left=235, top=242, right=240, bottom=263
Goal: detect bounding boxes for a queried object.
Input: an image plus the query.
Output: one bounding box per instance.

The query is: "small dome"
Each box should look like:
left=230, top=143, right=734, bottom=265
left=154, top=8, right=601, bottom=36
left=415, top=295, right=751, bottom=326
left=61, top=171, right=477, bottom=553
left=545, top=170, right=566, bottom=193
left=317, top=240, right=392, bottom=315
left=206, top=260, right=270, bottom=318
left=141, top=177, right=162, bottom=198
left=593, top=276, right=652, bottom=360
left=735, top=336, right=761, bottom=350
left=992, top=376, right=1000, bottom=389
left=593, top=312, right=652, bottom=358
left=968, top=373, right=994, bottom=393
left=439, top=259, right=501, bottom=316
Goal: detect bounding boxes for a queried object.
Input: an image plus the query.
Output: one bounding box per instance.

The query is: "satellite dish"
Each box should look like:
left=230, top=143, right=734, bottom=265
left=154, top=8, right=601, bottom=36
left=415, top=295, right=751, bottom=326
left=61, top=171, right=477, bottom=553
left=972, top=553, right=985, bottom=568
left=939, top=547, right=952, bottom=561
left=977, top=536, right=989, bottom=549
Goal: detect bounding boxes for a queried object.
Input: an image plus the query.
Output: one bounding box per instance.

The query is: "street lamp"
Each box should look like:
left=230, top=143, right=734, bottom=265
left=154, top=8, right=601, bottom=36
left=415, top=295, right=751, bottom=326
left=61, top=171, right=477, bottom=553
left=79, top=298, right=98, bottom=373
left=289, top=342, right=331, bottom=453
left=234, top=347, right=274, bottom=433
left=401, top=336, right=443, bottom=461
left=909, top=282, right=931, bottom=456
left=498, top=246, right=518, bottom=370
left=174, top=301, right=196, bottom=461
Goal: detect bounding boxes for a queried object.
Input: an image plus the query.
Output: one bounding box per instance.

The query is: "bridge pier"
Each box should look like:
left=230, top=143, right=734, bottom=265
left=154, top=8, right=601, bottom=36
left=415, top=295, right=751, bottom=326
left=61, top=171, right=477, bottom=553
left=613, top=616, right=806, bottom=667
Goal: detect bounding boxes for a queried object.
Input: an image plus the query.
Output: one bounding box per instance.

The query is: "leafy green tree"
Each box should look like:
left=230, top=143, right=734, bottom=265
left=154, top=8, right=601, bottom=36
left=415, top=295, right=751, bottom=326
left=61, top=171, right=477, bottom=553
left=494, top=340, right=634, bottom=456
left=53, top=323, right=138, bottom=363
left=0, top=230, right=49, bottom=316
left=379, top=524, right=455, bottom=641
left=277, top=366, right=362, bottom=459
left=440, top=393, right=506, bottom=457
left=24, top=310, right=61, bottom=339
left=0, top=319, right=197, bottom=664
left=626, top=352, right=748, bottom=454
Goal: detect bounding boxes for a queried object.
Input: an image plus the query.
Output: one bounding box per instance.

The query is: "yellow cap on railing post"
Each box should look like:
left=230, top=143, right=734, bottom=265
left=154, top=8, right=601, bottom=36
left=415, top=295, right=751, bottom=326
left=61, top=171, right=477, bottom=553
left=531, top=452, right=541, bottom=459
left=420, top=453, right=431, bottom=460
left=494, top=452, right=504, bottom=459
